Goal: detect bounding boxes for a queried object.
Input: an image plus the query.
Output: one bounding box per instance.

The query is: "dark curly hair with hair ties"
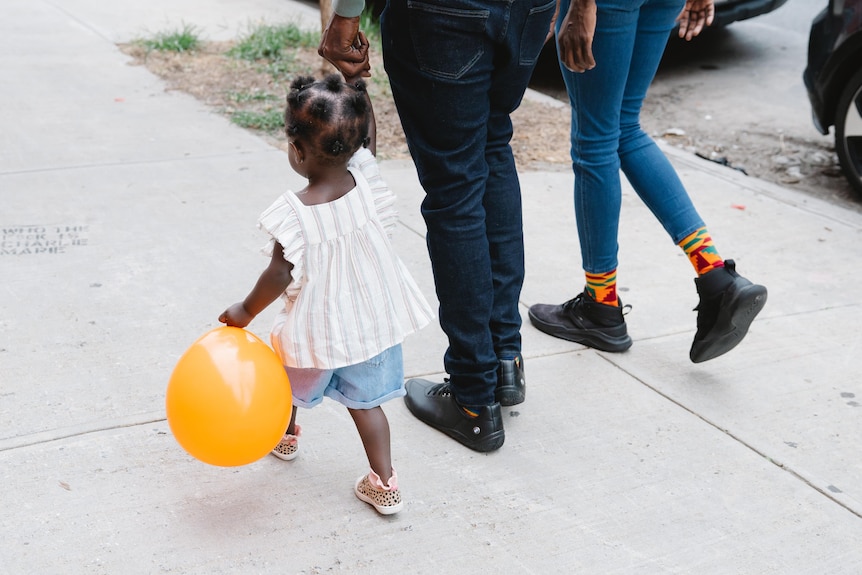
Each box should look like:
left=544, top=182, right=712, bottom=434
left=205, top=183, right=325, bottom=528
left=285, top=74, right=371, bottom=166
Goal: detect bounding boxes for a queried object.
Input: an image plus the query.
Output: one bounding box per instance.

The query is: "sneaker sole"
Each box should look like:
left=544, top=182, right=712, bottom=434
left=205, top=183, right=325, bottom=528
left=412, top=409, right=506, bottom=452
left=528, top=310, right=633, bottom=353
left=403, top=381, right=506, bottom=452
left=690, top=284, right=767, bottom=363
left=438, top=427, right=505, bottom=452
left=271, top=449, right=298, bottom=461
left=414, top=411, right=505, bottom=452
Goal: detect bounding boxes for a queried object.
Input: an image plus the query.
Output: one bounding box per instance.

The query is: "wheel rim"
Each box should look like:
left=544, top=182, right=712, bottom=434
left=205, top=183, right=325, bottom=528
left=840, top=82, right=862, bottom=187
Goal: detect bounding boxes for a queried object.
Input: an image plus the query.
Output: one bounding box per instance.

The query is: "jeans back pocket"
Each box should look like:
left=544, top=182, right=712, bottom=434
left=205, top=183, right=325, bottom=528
left=519, top=0, right=556, bottom=66
left=407, top=0, right=490, bottom=80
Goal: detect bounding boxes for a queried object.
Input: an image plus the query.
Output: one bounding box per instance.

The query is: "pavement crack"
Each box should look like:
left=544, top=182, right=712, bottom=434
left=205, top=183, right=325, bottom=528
left=0, top=149, right=280, bottom=177
left=0, top=415, right=167, bottom=453
left=600, top=354, right=862, bottom=521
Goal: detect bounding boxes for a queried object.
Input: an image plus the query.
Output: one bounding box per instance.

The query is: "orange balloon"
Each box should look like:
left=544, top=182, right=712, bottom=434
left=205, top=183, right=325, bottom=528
left=166, top=327, right=292, bottom=467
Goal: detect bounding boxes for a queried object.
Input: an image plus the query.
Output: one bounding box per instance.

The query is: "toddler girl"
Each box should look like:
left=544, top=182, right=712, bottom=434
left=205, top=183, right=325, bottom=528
left=219, top=74, right=432, bottom=515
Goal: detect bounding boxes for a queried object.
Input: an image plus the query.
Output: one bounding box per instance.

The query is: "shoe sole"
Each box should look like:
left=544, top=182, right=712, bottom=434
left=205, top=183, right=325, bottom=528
left=404, top=398, right=505, bottom=452
left=403, top=381, right=506, bottom=452
left=690, top=284, right=767, bottom=363
left=417, top=411, right=505, bottom=452
left=271, top=449, right=298, bottom=461
left=528, top=310, right=633, bottom=352
left=439, top=427, right=505, bottom=452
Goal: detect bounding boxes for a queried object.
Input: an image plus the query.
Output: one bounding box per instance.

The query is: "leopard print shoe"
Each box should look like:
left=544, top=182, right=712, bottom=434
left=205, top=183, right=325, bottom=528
left=354, top=469, right=403, bottom=515
left=271, top=424, right=301, bottom=461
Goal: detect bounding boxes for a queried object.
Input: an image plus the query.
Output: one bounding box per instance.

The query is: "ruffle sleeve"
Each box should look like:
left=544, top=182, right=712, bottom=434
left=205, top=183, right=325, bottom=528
left=257, top=193, right=305, bottom=290
left=349, top=147, right=398, bottom=236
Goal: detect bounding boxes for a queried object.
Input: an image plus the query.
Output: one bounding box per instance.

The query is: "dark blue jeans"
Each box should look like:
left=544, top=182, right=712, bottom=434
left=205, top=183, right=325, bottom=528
left=557, top=0, right=705, bottom=274
left=381, top=0, right=554, bottom=406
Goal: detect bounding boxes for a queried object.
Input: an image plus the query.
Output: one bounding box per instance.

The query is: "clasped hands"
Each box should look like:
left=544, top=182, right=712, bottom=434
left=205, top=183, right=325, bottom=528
left=318, top=13, right=371, bottom=84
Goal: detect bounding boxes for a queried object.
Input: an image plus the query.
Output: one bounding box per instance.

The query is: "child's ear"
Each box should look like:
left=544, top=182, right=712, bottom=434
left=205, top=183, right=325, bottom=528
left=290, top=141, right=305, bottom=164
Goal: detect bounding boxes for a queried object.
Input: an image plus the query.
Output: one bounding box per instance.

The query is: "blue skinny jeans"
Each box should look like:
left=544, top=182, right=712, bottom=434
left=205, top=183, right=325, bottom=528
left=557, top=0, right=706, bottom=274
left=381, top=0, right=554, bottom=406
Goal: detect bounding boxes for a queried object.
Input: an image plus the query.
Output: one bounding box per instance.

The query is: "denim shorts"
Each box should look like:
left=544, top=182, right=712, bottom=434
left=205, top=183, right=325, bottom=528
left=285, top=345, right=405, bottom=410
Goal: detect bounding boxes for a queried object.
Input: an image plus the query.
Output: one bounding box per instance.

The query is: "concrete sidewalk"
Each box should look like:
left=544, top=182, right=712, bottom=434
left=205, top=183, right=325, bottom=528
left=2, top=0, right=861, bottom=573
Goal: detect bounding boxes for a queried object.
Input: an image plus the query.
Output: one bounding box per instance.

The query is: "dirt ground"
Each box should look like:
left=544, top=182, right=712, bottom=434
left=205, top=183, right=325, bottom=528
left=120, top=41, right=571, bottom=168
left=639, top=80, right=858, bottom=211
left=120, top=39, right=856, bottom=209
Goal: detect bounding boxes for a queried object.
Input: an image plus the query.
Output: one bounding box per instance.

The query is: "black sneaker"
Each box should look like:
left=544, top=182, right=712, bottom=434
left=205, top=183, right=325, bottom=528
left=404, top=379, right=504, bottom=452
left=528, top=291, right=632, bottom=352
left=496, top=355, right=525, bottom=406
left=690, top=259, right=767, bottom=363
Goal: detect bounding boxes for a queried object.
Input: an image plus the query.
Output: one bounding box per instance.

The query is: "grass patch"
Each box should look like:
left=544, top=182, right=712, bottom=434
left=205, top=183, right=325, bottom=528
left=228, top=23, right=320, bottom=62
left=138, top=24, right=201, bottom=53
left=263, top=57, right=306, bottom=78
left=225, top=90, right=279, bottom=103
left=230, top=109, right=285, bottom=132
left=120, top=19, right=569, bottom=165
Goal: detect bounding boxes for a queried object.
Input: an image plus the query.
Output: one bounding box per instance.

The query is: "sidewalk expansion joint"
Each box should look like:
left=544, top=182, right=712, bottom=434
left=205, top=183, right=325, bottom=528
left=0, top=414, right=166, bottom=453
left=599, top=354, right=862, bottom=521
left=0, top=149, right=281, bottom=177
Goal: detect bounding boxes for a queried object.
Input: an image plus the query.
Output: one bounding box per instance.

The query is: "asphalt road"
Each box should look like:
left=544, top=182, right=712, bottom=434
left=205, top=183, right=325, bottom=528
left=529, top=1, right=862, bottom=212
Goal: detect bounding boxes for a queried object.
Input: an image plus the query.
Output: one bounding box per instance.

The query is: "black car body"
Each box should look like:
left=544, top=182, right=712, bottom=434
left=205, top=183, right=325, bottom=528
left=804, top=0, right=862, bottom=195
left=713, top=0, right=790, bottom=27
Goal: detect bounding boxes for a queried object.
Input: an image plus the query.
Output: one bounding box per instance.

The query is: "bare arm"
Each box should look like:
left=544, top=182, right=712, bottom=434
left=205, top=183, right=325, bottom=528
left=364, top=89, right=377, bottom=156
left=219, top=242, right=294, bottom=328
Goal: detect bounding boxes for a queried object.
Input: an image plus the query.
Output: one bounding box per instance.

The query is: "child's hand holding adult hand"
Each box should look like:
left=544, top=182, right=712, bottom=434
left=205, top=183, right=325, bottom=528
left=219, top=303, right=253, bottom=328
left=318, top=14, right=371, bottom=83
left=340, top=31, right=371, bottom=85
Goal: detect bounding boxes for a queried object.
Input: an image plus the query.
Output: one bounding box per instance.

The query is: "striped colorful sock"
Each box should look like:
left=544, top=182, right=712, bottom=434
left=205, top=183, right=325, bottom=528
left=585, top=270, right=619, bottom=306
left=458, top=403, right=481, bottom=418
left=679, top=227, right=725, bottom=276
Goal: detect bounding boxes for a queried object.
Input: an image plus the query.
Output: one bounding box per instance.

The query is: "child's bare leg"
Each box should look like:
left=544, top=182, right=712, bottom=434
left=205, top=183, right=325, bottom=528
left=286, top=406, right=298, bottom=435
left=348, top=406, right=392, bottom=484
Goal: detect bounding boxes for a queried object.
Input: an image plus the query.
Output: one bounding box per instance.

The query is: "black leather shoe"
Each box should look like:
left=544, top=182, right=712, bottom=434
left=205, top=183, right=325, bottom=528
left=495, top=355, right=525, bottom=406
left=529, top=291, right=632, bottom=352
left=404, top=379, right=504, bottom=452
left=690, top=259, right=767, bottom=363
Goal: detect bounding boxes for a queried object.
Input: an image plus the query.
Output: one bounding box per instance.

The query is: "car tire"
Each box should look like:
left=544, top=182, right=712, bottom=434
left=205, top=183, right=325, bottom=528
left=835, top=67, right=862, bottom=197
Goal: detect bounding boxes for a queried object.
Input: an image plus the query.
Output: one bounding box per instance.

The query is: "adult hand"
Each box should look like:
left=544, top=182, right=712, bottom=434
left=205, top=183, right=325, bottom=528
left=341, top=31, right=371, bottom=84
left=219, top=303, right=253, bottom=328
left=677, top=0, right=714, bottom=41
left=556, top=0, right=596, bottom=73
left=318, top=13, right=371, bottom=82
left=545, top=0, right=561, bottom=45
